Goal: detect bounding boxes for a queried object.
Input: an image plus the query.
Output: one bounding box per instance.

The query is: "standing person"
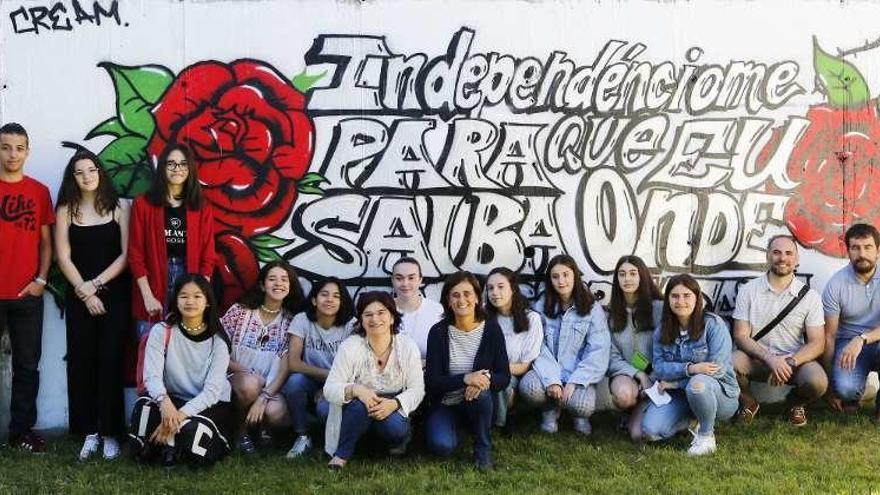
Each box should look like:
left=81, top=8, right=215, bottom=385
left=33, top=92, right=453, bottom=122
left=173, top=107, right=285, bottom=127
left=392, top=257, right=444, bottom=362
left=0, top=123, right=54, bottom=452
left=221, top=261, right=305, bottom=454
left=282, top=277, right=355, bottom=458
left=732, top=235, right=826, bottom=426
left=55, top=150, right=131, bottom=460
left=484, top=267, right=543, bottom=429
left=129, top=274, right=233, bottom=467
left=324, top=291, right=424, bottom=470
left=129, top=144, right=215, bottom=339
left=641, top=274, right=739, bottom=456
left=822, top=223, right=880, bottom=417
left=519, top=254, right=610, bottom=436
left=425, top=271, right=510, bottom=471
left=606, top=255, right=663, bottom=442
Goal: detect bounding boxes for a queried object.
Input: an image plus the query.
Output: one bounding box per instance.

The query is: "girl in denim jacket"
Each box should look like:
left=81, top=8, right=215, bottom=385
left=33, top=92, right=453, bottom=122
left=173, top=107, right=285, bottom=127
left=520, top=255, right=610, bottom=435
left=641, top=274, right=739, bottom=456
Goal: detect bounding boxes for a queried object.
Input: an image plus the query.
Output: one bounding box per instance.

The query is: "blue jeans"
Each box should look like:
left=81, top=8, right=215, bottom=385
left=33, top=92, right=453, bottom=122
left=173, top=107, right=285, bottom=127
left=833, top=337, right=880, bottom=408
left=282, top=373, right=330, bottom=434
left=641, top=375, right=738, bottom=439
left=334, top=399, right=410, bottom=460
left=426, top=391, right=494, bottom=464
left=493, top=376, right=520, bottom=427
left=136, top=257, right=186, bottom=340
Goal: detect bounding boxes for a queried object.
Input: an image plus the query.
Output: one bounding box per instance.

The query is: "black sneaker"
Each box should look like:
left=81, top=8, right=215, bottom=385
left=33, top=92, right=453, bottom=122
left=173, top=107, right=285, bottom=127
left=11, top=431, right=46, bottom=454
left=161, top=446, right=177, bottom=468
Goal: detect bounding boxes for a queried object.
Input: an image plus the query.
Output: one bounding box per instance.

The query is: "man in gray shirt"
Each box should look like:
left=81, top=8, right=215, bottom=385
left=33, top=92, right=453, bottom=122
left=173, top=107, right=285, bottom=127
left=732, top=235, right=826, bottom=426
left=822, top=223, right=880, bottom=417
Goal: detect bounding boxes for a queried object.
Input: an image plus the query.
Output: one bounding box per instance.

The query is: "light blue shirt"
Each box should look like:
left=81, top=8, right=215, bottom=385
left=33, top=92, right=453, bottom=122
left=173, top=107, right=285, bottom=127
left=822, top=264, right=880, bottom=340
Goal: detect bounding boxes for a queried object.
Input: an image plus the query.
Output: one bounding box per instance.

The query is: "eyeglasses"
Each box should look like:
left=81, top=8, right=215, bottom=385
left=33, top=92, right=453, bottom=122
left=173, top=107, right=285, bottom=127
left=73, top=168, right=99, bottom=178
left=166, top=161, right=188, bottom=171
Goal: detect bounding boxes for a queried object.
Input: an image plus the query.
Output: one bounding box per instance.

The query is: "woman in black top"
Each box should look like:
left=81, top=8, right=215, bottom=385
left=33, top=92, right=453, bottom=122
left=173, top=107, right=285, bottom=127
left=424, top=271, right=509, bottom=471
left=55, top=150, right=131, bottom=461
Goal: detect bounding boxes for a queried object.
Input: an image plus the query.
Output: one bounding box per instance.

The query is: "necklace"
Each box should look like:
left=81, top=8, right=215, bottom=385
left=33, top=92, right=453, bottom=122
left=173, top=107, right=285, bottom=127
left=180, top=321, right=206, bottom=334
left=261, top=304, right=281, bottom=314
left=368, top=338, right=393, bottom=367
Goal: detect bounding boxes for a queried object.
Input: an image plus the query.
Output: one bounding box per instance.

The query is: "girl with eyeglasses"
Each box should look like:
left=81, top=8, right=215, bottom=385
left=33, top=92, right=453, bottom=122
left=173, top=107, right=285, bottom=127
left=129, top=144, right=216, bottom=341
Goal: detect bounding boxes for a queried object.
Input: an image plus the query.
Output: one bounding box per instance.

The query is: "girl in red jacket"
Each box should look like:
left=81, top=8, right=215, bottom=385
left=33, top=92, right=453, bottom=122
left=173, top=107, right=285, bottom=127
left=129, top=145, right=215, bottom=339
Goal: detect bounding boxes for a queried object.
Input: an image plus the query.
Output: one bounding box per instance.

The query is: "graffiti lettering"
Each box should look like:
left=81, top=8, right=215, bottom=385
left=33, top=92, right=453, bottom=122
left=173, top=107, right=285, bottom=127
left=306, top=30, right=805, bottom=118
left=9, top=0, right=122, bottom=35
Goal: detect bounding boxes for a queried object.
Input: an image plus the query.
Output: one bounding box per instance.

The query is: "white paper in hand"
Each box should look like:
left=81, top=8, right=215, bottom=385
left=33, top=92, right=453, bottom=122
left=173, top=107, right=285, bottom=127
left=645, top=381, right=672, bottom=406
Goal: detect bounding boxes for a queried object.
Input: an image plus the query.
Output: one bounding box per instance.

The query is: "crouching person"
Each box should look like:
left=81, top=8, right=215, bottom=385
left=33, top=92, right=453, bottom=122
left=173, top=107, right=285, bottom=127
left=323, top=291, right=424, bottom=470
left=641, top=274, right=739, bottom=456
left=129, top=274, right=233, bottom=467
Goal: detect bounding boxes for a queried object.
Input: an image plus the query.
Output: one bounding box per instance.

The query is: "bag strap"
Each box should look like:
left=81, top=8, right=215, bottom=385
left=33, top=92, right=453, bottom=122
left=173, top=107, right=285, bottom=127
left=162, top=323, right=172, bottom=352
left=753, top=284, right=810, bottom=342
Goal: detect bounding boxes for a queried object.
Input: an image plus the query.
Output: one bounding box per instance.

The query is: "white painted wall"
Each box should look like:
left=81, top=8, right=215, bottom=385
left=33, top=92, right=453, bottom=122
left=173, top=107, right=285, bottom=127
left=1, top=0, right=879, bottom=431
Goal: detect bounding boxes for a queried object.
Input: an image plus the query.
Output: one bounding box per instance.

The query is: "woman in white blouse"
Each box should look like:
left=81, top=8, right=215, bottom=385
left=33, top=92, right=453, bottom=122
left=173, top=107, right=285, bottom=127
left=323, top=291, right=424, bottom=470
left=484, top=267, right=543, bottom=429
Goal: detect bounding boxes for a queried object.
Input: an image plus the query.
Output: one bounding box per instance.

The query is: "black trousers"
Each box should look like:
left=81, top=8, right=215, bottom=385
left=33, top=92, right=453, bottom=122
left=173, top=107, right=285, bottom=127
left=65, top=291, right=127, bottom=436
left=0, top=296, right=43, bottom=439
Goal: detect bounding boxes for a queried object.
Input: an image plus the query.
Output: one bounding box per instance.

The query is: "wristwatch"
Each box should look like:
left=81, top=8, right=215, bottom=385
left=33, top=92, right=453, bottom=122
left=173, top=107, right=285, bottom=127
left=859, top=334, right=870, bottom=345
left=784, top=356, right=797, bottom=368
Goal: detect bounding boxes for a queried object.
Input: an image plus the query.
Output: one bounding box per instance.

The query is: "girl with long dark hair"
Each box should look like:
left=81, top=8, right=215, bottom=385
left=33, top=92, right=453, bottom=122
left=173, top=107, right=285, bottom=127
left=55, top=150, right=130, bottom=460
left=519, top=254, right=610, bottom=435
left=129, top=144, right=215, bottom=340
left=484, top=267, right=543, bottom=429
left=606, top=255, right=663, bottom=442
left=221, top=260, right=305, bottom=454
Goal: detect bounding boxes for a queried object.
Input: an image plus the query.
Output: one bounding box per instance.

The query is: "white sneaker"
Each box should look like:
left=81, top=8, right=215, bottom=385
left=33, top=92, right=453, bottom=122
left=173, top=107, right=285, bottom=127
left=687, top=433, right=717, bottom=456
left=79, top=433, right=100, bottom=461
left=573, top=417, right=592, bottom=436
left=540, top=409, right=560, bottom=434
left=102, top=437, right=120, bottom=460
left=285, top=435, right=312, bottom=459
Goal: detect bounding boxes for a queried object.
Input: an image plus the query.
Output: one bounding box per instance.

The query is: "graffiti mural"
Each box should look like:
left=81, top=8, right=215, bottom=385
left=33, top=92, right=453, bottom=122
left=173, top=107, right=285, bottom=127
left=61, top=27, right=880, bottom=311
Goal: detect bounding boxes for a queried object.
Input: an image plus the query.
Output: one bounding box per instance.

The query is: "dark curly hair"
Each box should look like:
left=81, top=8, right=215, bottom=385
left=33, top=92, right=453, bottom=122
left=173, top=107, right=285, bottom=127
left=353, top=291, right=402, bottom=336
left=305, top=277, right=354, bottom=327
left=238, top=260, right=305, bottom=315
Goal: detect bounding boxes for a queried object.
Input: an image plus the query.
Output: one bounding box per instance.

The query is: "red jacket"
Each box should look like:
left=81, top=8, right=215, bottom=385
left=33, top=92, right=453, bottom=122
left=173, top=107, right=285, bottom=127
left=128, top=195, right=216, bottom=321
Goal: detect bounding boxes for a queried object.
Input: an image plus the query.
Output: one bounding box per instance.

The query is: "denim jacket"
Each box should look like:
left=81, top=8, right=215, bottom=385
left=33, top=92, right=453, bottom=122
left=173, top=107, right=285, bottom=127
left=531, top=300, right=610, bottom=388
left=651, top=312, right=739, bottom=398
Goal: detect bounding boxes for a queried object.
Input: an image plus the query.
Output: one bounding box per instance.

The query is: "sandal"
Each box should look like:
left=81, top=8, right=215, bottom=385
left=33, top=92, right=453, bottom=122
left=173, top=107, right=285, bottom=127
left=736, top=402, right=760, bottom=423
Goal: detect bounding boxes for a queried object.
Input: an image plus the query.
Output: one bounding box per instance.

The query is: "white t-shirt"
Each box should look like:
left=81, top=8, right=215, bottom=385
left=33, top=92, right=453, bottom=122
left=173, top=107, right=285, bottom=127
left=398, top=297, right=445, bottom=359
left=496, top=310, right=543, bottom=364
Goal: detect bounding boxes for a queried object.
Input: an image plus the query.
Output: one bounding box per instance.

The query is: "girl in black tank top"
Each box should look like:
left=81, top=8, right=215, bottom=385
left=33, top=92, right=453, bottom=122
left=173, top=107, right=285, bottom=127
left=55, top=150, right=131, bottom=461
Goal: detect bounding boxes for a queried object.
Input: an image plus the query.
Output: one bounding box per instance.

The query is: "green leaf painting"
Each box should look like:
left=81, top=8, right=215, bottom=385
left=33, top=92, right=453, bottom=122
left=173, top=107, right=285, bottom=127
left=297, top=172, right=327, bottom=195
left=85, top=117, right=129, bottom=140
left=813, top=37, right=870, bottom=108
left=253, top=245, right=283, bottom=263
left=291, top=69, right=327, bottom=93
left=250, top=234, right=294, bottom=250
left=98, top=62, right=174, bottom=139
left=98, top=136, right=153, bottom=198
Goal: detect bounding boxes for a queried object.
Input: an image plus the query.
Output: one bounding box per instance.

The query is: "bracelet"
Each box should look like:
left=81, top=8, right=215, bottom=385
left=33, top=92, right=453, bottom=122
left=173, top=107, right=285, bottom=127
left=393, top=398, right=403, bottom=412
left=259, top=390, right=275, bottom=400
left=33, top=277, right=47, bottom=286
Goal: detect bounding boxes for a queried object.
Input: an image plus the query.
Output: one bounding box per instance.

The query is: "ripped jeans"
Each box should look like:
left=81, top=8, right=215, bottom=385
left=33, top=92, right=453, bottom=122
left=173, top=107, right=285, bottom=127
left=641, top=374, right=738, bottom=440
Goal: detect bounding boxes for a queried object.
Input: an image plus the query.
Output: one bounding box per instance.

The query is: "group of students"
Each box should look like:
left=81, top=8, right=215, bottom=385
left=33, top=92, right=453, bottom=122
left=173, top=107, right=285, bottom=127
left=2, top=121, right=880, bottom=470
